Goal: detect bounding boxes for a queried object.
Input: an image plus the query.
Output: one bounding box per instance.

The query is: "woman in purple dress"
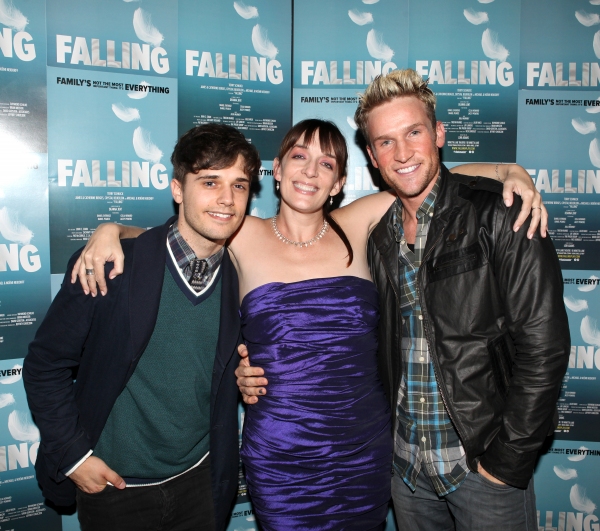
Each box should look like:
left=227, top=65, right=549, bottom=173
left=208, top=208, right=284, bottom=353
left=74, top=119, right=543, bottom=530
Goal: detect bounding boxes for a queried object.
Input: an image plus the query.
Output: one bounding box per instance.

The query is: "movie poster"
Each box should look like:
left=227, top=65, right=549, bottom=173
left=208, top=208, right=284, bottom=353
left=0, top=358, right=61, bottom=531
left=178, top=0, right=292, bottom=161
left=47, top=67, right=177, bottom=273
left=46, top=0, right=178, bottom=273
left=293, top=0, right=409, bottom=204
left=0, top=155, right=50, bottom=362
left=517, top=90, right=600, bottom=270
left=520, top=0, right=600, bottom=92
left=409, top=0, right=520, bottom=163
left=534, top=440, right=600, bottom=531
left=557, top=270, right=600, bottom=443
left=0, top=0, right=47, bottom=154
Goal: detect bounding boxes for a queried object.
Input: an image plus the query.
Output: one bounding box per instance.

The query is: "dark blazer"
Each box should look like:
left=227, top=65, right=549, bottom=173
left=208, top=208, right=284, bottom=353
left=24, top=217, right=241, bottom=531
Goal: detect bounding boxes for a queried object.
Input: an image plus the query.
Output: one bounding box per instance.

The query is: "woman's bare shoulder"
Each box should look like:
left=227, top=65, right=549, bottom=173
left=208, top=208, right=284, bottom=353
left=333, top=190, right=396, bottom=230
left=228, top=214, right=270, bottom=248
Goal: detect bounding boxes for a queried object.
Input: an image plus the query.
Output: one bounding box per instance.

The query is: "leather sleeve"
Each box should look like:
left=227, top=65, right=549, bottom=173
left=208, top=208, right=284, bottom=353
left=478, top=195, right=570, bottom=488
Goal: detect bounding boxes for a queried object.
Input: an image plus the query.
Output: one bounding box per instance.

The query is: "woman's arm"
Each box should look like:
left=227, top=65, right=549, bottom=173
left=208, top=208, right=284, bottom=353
left=451, top=163, right=547, bottom=238
left=70, top=223, right=145, bottom=296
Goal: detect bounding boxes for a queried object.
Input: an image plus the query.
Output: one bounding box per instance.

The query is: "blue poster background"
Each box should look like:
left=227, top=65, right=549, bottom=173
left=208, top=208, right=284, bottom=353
left=517, top=90, right=600, bottom=270
left=0, top=156, right=50, bottom=362
left=0, top=358, right=61, bottom=530
left=521, top=0, right=600, bottom=90
left=558, top=270, right=600, bottom=443
left=534, top=440, right=600, bottom=531
left=2, top=1, right=600, bottom=529
left=293, top=0, right=408, bottom=203
left=46, top=0, right=177, bottom=78
left=178, top=0, right=292, bottom=161
left=410, top=0, right=520, bottom=162
left=0, top=0, right=47, bottom=153
left=47, top=66, right=177, bottom=273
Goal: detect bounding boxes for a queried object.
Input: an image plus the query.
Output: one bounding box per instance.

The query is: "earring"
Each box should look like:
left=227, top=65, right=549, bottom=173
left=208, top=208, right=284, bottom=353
left=276, top=182, right=280, bottom=191
left=329, top=196, right=333, bottom=206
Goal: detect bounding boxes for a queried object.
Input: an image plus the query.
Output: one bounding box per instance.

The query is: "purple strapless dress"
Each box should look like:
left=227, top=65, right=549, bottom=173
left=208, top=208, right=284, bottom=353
left=240, top=276, right=392, bottom=531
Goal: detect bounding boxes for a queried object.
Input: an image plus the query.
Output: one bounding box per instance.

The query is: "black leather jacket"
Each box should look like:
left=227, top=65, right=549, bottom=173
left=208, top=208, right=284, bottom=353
left=367, top=166, right=570, bottom=488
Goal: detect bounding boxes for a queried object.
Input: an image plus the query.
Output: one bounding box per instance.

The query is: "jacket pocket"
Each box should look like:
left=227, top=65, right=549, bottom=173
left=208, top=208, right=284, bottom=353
left=487, top=334, right=514, bottom=398
left=427, top=242, right=486, bottom=282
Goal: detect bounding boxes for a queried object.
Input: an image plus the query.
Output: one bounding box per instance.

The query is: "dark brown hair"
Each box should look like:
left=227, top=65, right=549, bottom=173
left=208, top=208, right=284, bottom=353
left=171, top=123, right=261, bottom=183
left=278, top=119, right=353, bottom=265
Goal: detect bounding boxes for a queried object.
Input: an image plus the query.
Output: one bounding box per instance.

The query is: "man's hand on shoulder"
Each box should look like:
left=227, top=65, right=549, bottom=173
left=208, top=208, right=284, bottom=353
left=235, top=344, right=268, bottom=405
left=69, top=456, right=126, bottom=493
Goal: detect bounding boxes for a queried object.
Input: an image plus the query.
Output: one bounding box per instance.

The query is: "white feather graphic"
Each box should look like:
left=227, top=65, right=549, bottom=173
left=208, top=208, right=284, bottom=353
left=0, top=394, right=15, bottom=408
left=0, top=0, right=28, bottom=31
left=251, top=207, right=266, bottom=218
left=589, top=138, right=600, bottom=168
left=481, top=29, right=509, bottom=61
left=0, top=208, right=32, bottom=244
left=478, top=0, right=495, bottom=3
left=464, top=8, right=489, bottom=25
left=564, top=296, right=588, bottom=312
left=568, top=446, right=589, bottom=461
left=366, top=29, right=394, bottom=62
left=251, top=24, right=278, bottom=59
left=127, top=80, right=150, bottom=100
left=0, top=364, right=22, bottom=385
left=123, top=0, right=140, bottom=2
left=133, top=127, right=162, bottom=164
left=554, top=465, right=578, bottom=480
left=8, top=410, right=39, bottom=442
left=572, top=118, right=597, bottom=135
left=570, top=484, right=597, bottom=514
left=347, top=116, right=358, bottom=130
left=586, top=98, right=600, bottom=113
left=578, top=275, right=599, bottom=291
left=233, top=1, right=258, bottom=19
left=362, top=0, right=379, bottom=3
left=348, top=9, right=373, bottom=25
left=594, top=30, right=600, bottom=59
left=133, top=8, right=163, bottom=48
left=581, top=315, right=600, bottom=346
left=591, top=0, right=600, bottom=5
left=112, top=103, right=141, bottom=122
left=576, top=10, right=600, bottom=26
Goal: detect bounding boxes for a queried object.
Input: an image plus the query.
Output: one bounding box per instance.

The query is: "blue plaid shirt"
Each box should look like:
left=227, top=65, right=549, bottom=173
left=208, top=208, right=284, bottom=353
left=392, top=176, right=469, bottom=496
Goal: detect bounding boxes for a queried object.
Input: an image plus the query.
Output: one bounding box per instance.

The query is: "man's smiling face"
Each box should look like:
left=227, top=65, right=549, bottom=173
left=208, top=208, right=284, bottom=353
left=366, top=95, right=446, bottom=204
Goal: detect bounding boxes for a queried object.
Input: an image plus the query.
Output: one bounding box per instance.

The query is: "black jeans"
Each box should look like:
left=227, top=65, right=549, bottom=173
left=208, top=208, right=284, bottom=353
left=76, top=457, right=215, bottom=531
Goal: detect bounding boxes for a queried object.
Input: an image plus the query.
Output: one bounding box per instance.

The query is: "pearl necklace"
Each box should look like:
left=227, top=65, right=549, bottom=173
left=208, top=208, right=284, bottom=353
left=271, top=215, right=329, bottom=248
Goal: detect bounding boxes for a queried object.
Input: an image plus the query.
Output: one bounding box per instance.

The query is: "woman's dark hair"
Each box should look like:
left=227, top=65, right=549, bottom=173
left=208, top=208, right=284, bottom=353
left=278, top=119, right=353, bottom=266
left=171, top=123, right=261, bottom=184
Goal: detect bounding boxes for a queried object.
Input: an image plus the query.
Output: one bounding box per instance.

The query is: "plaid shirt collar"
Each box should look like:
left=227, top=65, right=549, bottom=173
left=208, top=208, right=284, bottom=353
left=167, top=222, right=224, bottom=290
left=392, top=176, right=440, bottom=255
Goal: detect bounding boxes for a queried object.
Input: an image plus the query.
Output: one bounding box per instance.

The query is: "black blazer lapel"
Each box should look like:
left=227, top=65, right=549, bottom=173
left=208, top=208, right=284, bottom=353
left=212, top=249, right=241, bottom=416
left=129, top=217, right=175, bottom=362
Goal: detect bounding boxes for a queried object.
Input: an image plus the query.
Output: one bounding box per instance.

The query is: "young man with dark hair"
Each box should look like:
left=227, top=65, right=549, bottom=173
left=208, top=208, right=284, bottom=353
left=24, top=123, right=261, bottom=531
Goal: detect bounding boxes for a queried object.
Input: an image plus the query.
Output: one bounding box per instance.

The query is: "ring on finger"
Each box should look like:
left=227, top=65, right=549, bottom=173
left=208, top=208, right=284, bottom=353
left=532, top=207, right=542, bottom=210
left=85, top=269, right=95, bottom=276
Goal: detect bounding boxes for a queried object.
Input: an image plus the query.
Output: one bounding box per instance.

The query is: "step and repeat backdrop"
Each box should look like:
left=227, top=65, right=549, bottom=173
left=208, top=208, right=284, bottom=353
left=0, top=0, right=598, bottom=530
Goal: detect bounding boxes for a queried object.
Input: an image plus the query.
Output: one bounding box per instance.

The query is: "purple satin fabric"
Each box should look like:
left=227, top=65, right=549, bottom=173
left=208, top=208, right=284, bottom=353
left=240, top=276, right=392, bottom=531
